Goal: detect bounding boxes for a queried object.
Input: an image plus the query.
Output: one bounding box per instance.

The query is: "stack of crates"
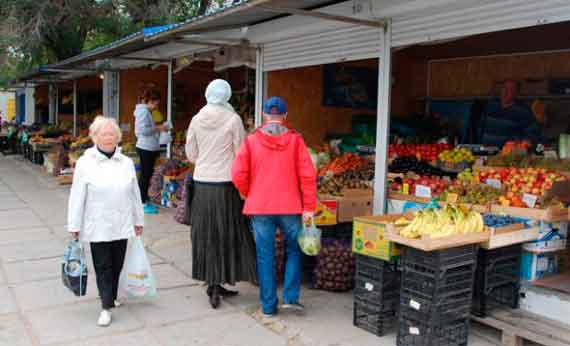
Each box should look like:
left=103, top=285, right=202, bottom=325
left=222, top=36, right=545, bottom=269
left=397, top=245, right=478, bottom=346
left=472, top=244, right=522, bottom=317
left=353, top=254, right=401, bottom=336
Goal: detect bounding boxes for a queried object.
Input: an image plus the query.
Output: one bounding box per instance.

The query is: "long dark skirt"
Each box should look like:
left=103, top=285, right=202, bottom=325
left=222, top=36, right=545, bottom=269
left=190, top=181, right=257, bottom=286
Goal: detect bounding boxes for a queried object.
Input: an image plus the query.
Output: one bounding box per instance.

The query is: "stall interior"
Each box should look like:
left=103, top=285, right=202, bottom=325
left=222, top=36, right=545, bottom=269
left=258, top=20, right=570, bottom=338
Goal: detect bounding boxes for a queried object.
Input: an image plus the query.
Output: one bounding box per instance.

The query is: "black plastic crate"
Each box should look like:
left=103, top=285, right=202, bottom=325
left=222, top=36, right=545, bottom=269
left=401, top=262, right=476, bottom=300
left=354, top=299, right=397, bottom=337
left=402, top=245, right=478, bottom=271
left=321, top=222, right=353, bottom=240
left=355, top=254, right=400, bottom=283
left=397, top=316, right=470, bottom=346
left=472, top=245, right=522, bottom=317
left=399, top=290, right=472, bottom=323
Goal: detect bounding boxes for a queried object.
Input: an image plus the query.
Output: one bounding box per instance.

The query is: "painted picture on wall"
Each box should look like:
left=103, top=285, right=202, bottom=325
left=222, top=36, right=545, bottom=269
left=322, top=64, right=378, bottom=109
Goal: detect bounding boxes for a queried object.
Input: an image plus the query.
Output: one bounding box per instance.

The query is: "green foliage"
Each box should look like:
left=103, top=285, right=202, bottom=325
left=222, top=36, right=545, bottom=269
left=0, top=0, right=229, bottom=87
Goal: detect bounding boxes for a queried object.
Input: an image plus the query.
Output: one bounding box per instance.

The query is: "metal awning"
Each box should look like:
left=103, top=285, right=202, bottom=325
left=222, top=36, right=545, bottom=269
left=144, top=0, right=383, bottom=42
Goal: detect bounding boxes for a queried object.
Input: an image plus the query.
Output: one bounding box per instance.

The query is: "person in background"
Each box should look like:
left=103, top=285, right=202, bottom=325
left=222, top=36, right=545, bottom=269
left=185, top=79, right=257, bottom=309
left=67, top=116, right=144, bottom=327
left=134, top=89, right=167, bottom=214
left=480, top=79, right=541, bottom=146
left=231, top=96, right=317, bottom=317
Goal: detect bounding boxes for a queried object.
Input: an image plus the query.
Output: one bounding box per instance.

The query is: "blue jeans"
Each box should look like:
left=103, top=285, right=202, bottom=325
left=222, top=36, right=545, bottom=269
left=251, top=215, right=302, bottom=314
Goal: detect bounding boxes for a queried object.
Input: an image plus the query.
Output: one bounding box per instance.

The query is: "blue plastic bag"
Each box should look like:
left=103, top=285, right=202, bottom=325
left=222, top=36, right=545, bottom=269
left=61, top=240, right=88, bottom=296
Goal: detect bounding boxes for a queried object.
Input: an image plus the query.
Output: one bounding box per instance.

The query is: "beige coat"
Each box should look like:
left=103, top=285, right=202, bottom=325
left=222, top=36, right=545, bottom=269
left=185, top=104, right=245, bottom=182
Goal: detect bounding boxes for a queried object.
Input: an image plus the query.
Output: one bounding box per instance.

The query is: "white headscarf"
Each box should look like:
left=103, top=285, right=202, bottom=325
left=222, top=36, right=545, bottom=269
left=205, top=79, right=235, bottom=113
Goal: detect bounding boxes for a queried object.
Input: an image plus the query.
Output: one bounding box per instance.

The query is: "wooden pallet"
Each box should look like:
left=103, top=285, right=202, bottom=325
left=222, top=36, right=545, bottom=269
left=471, top=310, right=570, bottom=346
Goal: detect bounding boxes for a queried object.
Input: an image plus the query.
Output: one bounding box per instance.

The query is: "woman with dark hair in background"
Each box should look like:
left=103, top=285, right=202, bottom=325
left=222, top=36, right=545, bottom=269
left=134, top=89, right=167, bottom=214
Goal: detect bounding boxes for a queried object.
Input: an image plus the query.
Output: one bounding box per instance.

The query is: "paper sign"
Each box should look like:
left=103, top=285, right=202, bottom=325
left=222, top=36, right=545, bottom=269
left=415, top=185, right=431, bottom=199
left=523, top=194, right=538, bottom=208
left=544, top=150, right=558, bottom=159
left=486, top=179, right=502, bottom=189
left=364, top=282, right=374, bottom=291
left=409, top=327, right=420, bottom=335
left=446, top=193, right=459, bottom=203
left=409, top=300, right=421, bottom=310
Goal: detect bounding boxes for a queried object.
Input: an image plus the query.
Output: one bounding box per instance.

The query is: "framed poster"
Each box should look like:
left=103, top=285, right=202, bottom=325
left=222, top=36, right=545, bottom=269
left=322, top=64, right=378, bottom=109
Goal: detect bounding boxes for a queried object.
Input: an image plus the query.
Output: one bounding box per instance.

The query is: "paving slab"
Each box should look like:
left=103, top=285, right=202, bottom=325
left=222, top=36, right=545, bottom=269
left=151, top=263, right=196, bottom=290
left=0, top=315, right=33, bottom=346
left=25, top=300, right=144, bottom=345
left=13, top=275, right=98, bottom=312
left=26, top=202, right=68, bottom=226
left=0, top=198, right=27, bottom=211
left=0, top=286, right=19, bottom=314
left=0, top=209, right=44, bottom=230
left=55, top=330, right=161, bottom=346
left=151, top=312, right=288, bottom=346
left=125, top=287, right=234, bottom=327
left=0, top=239, right=64, bottom=263
left=0, top=227, right=56, bottom=246
left=3, top=257, right=61, bottom=284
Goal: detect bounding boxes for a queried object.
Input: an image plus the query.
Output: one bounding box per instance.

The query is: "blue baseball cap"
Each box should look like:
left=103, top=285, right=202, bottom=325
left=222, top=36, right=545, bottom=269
left=263, top=97, right=288, bottom=115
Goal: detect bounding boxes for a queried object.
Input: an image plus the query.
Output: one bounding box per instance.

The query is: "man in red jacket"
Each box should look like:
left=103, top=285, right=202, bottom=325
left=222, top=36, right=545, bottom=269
left=232, top=96, right=317, bottom=316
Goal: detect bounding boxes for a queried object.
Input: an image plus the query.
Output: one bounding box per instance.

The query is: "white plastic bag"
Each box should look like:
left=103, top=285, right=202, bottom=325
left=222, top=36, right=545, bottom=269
left=298, top=220, right=322, bottom=256
left=119, top=237, right=157, bottom=299
left=159, top=131, right=172, bottom=145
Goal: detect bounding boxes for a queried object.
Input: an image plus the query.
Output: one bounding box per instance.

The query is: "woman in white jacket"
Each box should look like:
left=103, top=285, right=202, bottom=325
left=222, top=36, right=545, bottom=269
left=68, top=116, right=144, bottom=327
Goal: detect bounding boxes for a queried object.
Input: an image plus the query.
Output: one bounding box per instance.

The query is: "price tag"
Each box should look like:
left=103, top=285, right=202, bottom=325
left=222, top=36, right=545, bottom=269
left=415, top=185, right=431, bottom=199
left=364, top=282, right=374, bottom=291
left=409, top=327, right=420, bottom=335
left=402, top=183, right=410, bottom=195
left=523, top=194, right=538, bottom=208
left=545, top=150, right=558, bottom=159
left=446, top=193, right=459, bottom=203
left=486, top=179, right=502, bottom=189
left=409, top=299, right=421, bottom=310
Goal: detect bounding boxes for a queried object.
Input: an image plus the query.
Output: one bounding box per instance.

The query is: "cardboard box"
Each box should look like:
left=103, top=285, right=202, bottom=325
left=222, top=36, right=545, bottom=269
left=523, top=221, right=568, bottom=253
left=315, top=199, right=338, bottom=226
left=352, top=214, right=401, bottom=261
left=521, top=251, right=558, bottom=281
left=337, top=189, right=373, bottom=222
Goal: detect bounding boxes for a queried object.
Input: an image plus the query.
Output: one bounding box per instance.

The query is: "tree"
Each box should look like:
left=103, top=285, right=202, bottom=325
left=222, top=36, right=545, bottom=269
left=0, top=0, right=232, bottom=86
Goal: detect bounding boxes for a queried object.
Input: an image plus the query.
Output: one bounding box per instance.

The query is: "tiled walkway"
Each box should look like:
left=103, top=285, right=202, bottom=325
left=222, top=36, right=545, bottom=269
left=0, top=155, right=498, bottom=346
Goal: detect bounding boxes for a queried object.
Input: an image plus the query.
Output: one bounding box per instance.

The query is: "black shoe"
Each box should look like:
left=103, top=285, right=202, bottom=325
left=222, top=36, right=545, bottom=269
left=281, top=302, right=305, bottom=314
left=218, top=285, right=238, bottom=297
left=209, top=286, right=220, bottom=309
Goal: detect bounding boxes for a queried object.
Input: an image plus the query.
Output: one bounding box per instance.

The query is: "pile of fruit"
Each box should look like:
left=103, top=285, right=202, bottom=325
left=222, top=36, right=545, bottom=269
left=318, top=153, right=366, bottom=177
left=389, top=156, right=455, bottom=177
left=441, top=182, right=503, bottom=205
left=486, top=154, right=570, bottom=172
left=312, top=239, right=355, bottom=292
left=483, top=214, right=529, bottom=228
left=396, top=205, right=485, bottom=239
left=390, top=175, right=449, bottom=197
left=438, top=147, right=475, bottom=164
left=477, top=168, right=567, bottom=207
left=318, top=161, right=374, bottom=196
left=501, top=140, right=530, bottom=155
left=388, top=143, right=451, bottom=162
left=70, top=136, right=92, bottom=149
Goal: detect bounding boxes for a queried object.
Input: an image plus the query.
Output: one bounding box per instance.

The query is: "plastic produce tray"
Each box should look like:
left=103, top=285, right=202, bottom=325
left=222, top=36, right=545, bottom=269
left=397, top=316, right=469, bottom=346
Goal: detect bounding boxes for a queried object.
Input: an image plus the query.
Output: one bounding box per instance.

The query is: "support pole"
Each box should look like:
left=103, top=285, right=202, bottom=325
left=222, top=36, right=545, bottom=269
left=73, top=80, right=78, bottom=137
left=254, top=46, right=264, bottom=128
left=373, top=21, right=392, bottom=215
left=55, top=86, right=59, bottom=126
left=166, top=60, right=173, bottom=159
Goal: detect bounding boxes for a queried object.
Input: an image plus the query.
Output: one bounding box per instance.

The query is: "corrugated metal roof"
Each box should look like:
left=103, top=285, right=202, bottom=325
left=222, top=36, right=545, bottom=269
left=144, top=0, right=345, bottom=40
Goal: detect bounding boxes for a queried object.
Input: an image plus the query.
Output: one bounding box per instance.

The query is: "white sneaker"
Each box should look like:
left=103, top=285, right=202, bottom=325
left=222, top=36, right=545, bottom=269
left=97, top=310, right=112, bottom=327
left=114, top=300, right=122, bottom=308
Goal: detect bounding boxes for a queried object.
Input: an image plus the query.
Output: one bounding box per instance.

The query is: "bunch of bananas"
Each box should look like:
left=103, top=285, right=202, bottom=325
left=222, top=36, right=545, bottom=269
left=399, top=204, right=484, bottom=239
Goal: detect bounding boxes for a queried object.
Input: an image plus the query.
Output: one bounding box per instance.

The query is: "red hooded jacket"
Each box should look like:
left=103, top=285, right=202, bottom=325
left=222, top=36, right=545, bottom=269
left=231, top=125, right=317, bottom=215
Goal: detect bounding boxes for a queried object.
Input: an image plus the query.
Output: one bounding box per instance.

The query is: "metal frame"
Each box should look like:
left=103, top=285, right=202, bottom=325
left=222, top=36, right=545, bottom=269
left=254, top=46, right=264, bottom=128
left=73, top=80, right=78, bottom=136
left=166, top=60, right=174, bottom=158
left=258, top=5, right=386, bottom=28
left=373, top=22, right=392, bottom=215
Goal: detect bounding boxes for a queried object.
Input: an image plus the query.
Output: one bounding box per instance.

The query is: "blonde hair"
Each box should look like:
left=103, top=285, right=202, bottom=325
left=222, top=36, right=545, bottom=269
left=89, top=116, right=122, bottom=143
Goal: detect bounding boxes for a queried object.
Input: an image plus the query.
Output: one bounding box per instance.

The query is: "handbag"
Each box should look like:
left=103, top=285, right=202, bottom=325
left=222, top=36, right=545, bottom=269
left=183, top=174, right=194, bottom=225
left=61, top=239, right=88, bottom=296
